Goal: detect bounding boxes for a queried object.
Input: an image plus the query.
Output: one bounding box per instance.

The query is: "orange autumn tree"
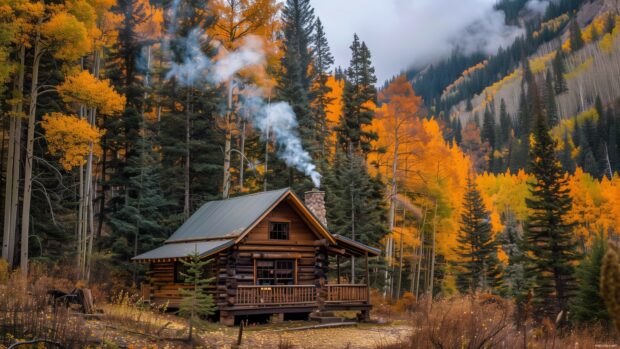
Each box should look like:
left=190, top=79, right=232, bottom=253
left=41, top=113, right=104, bottom=170
left=369, top=76, right=422, bottom=289
left=57, top=70, right=126, bottom=114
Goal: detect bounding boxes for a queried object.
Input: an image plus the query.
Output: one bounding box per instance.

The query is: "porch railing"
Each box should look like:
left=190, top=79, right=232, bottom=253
left=235, top=284, right=369, bottom=306
left=236, top=285, right=316, bottom=305
left=326, top=284, right=369, bottom=303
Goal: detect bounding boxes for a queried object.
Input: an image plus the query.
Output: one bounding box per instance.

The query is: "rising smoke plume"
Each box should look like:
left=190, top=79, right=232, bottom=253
left=160, top=4, right=321, bottom=187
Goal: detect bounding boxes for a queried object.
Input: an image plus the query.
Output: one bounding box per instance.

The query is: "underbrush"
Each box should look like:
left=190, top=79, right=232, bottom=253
left=0, top=262, right=187, bottom=348
left=376, top=294, right=618, bottom=349
left=0, top=261, right=89, bottom=347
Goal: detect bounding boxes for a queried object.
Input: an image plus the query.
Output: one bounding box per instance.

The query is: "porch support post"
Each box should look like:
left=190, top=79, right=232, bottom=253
left=336, top=255, right=341, bottom=284
left=314, top=243, right=329, bottom=312
left=365, top=252, right=370, bottom=302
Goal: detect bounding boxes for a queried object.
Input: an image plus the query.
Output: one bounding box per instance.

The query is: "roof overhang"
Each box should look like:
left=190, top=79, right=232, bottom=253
left=132, top=239, right=234, bottom=263
left=333, top=234, right=382, bottom=257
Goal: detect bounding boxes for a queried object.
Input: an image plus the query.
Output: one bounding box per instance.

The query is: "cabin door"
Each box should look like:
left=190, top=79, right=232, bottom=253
left=255, top=259, right=296, bottom=285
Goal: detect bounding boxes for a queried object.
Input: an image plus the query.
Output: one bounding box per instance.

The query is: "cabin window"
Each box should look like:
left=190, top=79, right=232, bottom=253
left=255, top=259, right=295, bottom=285
left=269, top=222, right=289, bottom=240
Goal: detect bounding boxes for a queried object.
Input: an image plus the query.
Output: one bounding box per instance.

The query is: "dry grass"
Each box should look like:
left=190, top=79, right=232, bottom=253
left=0, top=262, right=189, bottom=348
left=101, top=290, right=182, bottom=338
left=376, top=294, right=619, bottom=349
left=0, top=261, right=90, bottom=347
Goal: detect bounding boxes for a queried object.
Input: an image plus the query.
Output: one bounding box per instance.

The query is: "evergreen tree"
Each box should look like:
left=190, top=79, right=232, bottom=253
left=523, top=110, right=578, bottom=321
left=600, top=244, right=620, bottom=334
left=499, top=211, right=525, bottom=298
left=589, top=22, right=600, bottom=42
left=336, top=34, right=378, bottom=154
left=279, top=0, right=316, bottom=157
left=482, top=106, right=496, bottom=148
left=571, top=234, right=609, bottom=326
left=455, top=117, right=463, bottom=145
left=570, top=18, right=585, bottom=52
left=324, top=148, right=387, bottom=283
left=560, top=129, right=576, bottom=173
left=455, top=175, right=503, bottom=294
left=544, top=69, right=559, bottom=127
left=604, top=12, right=616, bottom=34
left=552, top=47, right=568, bottom=94
left=499, top=99, right=511, bottom=142
left=178, top=250, right=216, bottom=342
left=311, top=17, right=334, bottom=158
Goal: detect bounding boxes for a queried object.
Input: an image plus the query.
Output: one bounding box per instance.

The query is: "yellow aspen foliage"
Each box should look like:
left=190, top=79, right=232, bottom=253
left=42, top=113, right=104, bottom=170
left=567, top=168, right=620, bottom=243
left=208, top=0, right=281, bottom=87
left=57, top=70, right=126, bottom=114
left=41, top=11, right=92, bottom=60
left=135, top=0, right=163, bottom=42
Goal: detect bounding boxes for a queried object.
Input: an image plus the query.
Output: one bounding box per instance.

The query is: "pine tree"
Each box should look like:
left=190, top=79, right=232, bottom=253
left=552, top=47, right=568, bottom=94
left=560, top=129, right=576, bottom=174
left=600, top=244, right=620, bottom=334
left=324, top=148, right=386, bottom=283
left=106, top=129, right=170, bottom=279
left=178, top=250, right=216, bottom=342
left=336, top=34, right=378, bottom=154
left=523, top=109, right=578, bottom=321
left=311, top=17, right=334, bottom=158
left=604, top=12, right=616, bottom=34
left=499, top=211, right=525, bottom=298
left=482, top=106, right=496, bottom=148
left=455, top=117, right=463, bottom=145
left=570, top=234, right=609, bottom=326
left=570, top=18, right=585, bottom=52
left=499, top=99, right=511, bottom=142
left=279, top=0, right=316, bottom=157
left=544, top=69, right=559, bottom=127
left=589, top=22, right=600, bottom=42
left=455, top=175, right=503, bottom=294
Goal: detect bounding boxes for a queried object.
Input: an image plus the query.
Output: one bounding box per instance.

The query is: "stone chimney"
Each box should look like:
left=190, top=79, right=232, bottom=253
left=304, top=188, right=327, bottom=226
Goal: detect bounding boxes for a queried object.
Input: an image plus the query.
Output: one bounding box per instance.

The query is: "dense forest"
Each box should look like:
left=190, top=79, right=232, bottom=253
left=2, top=0, right=620, bottom=346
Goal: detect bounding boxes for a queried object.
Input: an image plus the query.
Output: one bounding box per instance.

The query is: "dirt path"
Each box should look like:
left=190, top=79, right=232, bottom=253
left=201, top=322, right=412, bottom=349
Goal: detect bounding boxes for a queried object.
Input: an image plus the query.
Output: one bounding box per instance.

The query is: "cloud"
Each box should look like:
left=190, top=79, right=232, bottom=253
left=526, top=0, right=551, bottom=15
left=312, top=0, right=525, bottom=83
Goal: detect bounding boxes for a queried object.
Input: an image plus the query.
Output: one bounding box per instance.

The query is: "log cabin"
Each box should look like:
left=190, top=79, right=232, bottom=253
left=133, top=187, right=381, bottom=325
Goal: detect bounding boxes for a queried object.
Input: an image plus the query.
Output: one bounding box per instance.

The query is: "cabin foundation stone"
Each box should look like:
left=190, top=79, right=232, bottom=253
left=270, top=313, right=284, bottom=323
left=220, top=311, right=235, bottom=326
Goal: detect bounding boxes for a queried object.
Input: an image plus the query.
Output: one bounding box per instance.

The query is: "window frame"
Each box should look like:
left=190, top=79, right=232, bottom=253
left=254, top=258, right=297, bottom=285
left=268, top=221, right=290, bottom=240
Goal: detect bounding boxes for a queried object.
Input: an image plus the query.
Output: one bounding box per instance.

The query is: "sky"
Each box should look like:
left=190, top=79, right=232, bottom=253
left=312, top=0, right=545, bottom=84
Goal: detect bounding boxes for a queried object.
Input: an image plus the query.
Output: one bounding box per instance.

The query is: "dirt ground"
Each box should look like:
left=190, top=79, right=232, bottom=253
left=201, top=322, right=412, bottom=349
left=87, top=319, right=412, bottom=349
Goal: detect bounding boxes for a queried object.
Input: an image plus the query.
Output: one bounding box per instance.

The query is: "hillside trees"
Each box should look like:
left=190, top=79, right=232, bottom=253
left=523, top=105, right=578, bottom=320
left=455, top=175, right=503, bottom=294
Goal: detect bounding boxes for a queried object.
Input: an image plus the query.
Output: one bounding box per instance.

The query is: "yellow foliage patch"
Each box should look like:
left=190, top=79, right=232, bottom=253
left=57, top=70, right=126, bottom=114
left=42, top=112, right=104, bottom=170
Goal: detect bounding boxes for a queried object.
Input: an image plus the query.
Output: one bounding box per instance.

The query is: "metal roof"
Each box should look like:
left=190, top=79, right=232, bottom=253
left=165, top=188, right=290, bottom=243
left=334, top=234, right=382, bottom=257
left=132, top=239, right=234, bottom=261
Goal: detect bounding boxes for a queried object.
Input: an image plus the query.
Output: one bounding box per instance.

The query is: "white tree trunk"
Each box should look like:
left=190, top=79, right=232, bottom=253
left=2, top=46, right=25, bottom=265
left=20, top=39, right=43, bottom=277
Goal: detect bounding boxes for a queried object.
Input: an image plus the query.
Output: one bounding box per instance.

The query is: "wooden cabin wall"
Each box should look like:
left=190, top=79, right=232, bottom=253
left=235, top=200, right=322, bottom=286
left=147, top=253, right=221, bottom=308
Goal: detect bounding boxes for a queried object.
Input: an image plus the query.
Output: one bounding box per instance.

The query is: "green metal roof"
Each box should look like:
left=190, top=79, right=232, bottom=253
left=165, top=188, right=290, bottom=243
left=132, top=239, right=234, bottom=261
left=334, top=234, right=382, bottom=256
